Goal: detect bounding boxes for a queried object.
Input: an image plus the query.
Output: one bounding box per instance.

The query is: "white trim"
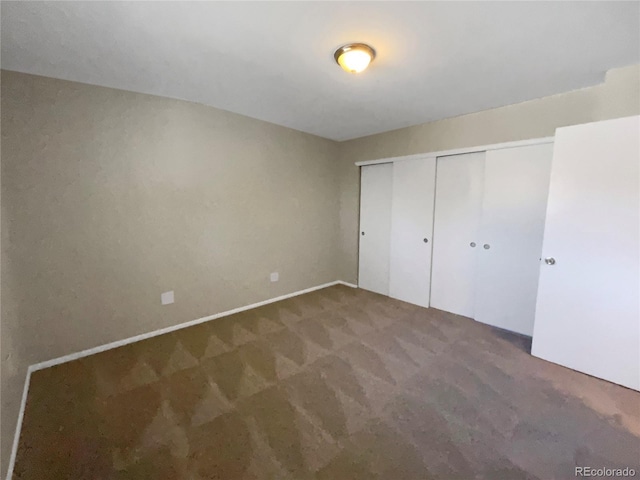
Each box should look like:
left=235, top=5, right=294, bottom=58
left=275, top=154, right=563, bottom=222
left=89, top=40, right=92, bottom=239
left=354, top=136, right=554, bottom=166
left=6, top=367, right=32, bottom=480
left=6, top=279, right=358, bottom=479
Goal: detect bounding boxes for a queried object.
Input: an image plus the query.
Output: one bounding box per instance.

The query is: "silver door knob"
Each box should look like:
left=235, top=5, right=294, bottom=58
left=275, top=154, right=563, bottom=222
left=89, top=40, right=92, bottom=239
left=470, top=242, right=476, bottom=247
left=423, top=238, right=428, bottom=243
left=483, top=244, right=490, bottom=249
left=544, top=257, right=556, bottom=265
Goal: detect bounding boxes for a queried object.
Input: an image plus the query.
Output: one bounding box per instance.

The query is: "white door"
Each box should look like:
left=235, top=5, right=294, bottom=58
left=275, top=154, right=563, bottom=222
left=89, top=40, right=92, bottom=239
left=532, top=116, right=640, bottom=390
left=430, top=152, right=485, bottom=317
left=474, top=144, right=553, bottom=336
left=389, top=158, right=437, bottom=307
left=358, top=163, right=393, bottom=295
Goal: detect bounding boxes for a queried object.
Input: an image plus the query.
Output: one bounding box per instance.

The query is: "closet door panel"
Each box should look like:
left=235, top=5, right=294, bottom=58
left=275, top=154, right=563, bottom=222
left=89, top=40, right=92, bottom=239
left=389, top=157, right=436, bottom=307
left=430, top=152, right=485, bottom=317
left=358, top=163, right=393, bottom=295
left=474, top=144, right=553, bottom=335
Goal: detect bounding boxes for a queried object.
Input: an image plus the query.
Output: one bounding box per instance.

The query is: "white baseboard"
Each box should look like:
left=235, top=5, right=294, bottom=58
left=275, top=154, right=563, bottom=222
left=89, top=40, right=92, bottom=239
left=6, top=368, right=32, bottom=480
left=6, top=279, right=357, bottom=479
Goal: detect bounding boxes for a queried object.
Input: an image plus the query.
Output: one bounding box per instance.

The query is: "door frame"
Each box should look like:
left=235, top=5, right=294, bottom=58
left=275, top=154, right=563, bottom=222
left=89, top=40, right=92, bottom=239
left=355, top=137, right=554, bottom=167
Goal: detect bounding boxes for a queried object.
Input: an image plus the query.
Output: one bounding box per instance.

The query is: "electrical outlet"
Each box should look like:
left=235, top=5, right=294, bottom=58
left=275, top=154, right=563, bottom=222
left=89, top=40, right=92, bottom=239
left=161, top=291, right=174, bottom=305
left=270, top=272, right=279, bottom=282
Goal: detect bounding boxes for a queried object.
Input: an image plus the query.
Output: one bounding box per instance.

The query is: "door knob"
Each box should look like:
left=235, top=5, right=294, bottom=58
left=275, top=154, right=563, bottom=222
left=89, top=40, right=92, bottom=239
left=470, top=242, right=476, bottom=248
left=423, top=238, right=428, bottom=243
left=483, top=244, right=490, bottom=249
left=544, top=257, right=556, bottom=265
left=361, top=232, right=365, bottom=236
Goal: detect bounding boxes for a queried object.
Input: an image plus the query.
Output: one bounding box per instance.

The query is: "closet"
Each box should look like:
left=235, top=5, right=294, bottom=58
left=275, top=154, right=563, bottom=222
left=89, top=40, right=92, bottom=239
left=431, top=143, right=553, bottom=335
left=358, top=141, right=553, bottom=336
left=358, top=158, right=435, bottom=305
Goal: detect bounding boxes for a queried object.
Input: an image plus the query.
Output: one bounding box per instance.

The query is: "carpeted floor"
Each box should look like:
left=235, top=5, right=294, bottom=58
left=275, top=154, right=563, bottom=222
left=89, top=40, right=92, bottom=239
left=14, top=285, right=640, bottom=479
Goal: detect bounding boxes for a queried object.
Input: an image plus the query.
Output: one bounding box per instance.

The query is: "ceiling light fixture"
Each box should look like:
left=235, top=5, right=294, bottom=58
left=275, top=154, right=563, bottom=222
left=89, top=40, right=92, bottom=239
left=334, top=43, right=376, bottom=74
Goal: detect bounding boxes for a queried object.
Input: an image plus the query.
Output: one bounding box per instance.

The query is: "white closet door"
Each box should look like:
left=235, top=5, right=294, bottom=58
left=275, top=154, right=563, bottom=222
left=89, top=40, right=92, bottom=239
left=358, top=163, right=393, bottom=295
left=532, top=116, right=639, bottom=390
left=389, top=157, right=436, bottom=307
left=474, top=144, right=553, bottom=336
left=430, top=152, right=485, bottom=317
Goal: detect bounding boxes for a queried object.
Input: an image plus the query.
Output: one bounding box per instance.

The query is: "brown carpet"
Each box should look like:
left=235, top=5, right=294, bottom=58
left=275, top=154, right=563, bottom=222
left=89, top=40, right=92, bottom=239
left=14, top=285, right=640, bottom=479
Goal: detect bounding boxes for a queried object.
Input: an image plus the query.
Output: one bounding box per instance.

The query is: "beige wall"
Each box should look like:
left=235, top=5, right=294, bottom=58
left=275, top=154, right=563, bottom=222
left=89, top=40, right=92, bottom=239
left=0, top=71, right=341, bottom=475
left=337, top=65, right=640, bottom=283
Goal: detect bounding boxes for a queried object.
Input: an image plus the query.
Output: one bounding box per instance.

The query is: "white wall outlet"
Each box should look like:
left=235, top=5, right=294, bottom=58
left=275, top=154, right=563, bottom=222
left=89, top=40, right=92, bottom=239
left=270, top=272, right=279, bottom=282
left=161, top=291, right=174, bottom=305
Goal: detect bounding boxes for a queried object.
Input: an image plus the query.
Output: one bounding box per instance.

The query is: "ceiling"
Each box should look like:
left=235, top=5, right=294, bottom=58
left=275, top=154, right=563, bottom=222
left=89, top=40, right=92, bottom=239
left=2, top=2, right=638, bottom=141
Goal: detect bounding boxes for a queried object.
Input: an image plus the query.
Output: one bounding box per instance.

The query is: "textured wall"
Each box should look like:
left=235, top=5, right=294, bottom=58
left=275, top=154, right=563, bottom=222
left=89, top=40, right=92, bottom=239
left=336, top=65, right=640, bottom=284
left=0, top=71, right=340, bottom=475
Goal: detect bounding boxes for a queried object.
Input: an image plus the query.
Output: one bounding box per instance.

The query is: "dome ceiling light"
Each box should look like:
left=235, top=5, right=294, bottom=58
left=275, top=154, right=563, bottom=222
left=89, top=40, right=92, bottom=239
left=334, top=43, right=376, bottom=74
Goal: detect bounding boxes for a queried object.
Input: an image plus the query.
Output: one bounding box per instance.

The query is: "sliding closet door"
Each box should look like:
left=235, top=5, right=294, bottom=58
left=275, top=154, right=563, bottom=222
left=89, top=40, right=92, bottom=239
left=532, top=117, right=639, bottom=390
left=430, top=152, right=485, bottom=317
left=358, top=163, right=393, bottom=295
left=474, top=144, right=553, bottom=336
left=389, top=157, right=436, bottom=307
